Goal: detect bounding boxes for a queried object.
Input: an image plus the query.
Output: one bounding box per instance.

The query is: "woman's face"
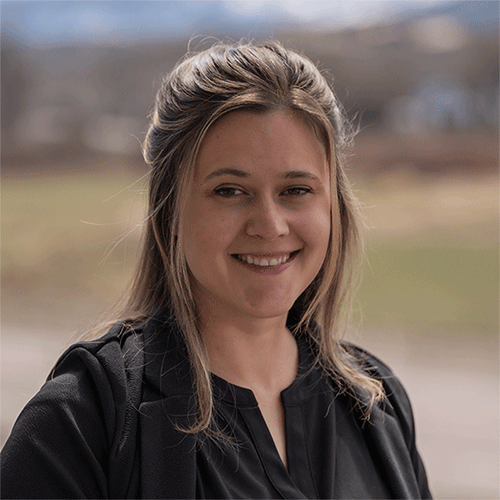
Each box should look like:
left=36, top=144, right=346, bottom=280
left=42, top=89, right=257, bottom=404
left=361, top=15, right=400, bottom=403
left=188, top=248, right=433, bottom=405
left=182, top=110, right=336, bottom=323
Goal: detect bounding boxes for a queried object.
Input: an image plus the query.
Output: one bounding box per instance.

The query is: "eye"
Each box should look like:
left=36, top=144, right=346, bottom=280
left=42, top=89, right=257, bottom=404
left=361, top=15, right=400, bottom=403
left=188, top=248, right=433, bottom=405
left=282, top=186, right=312, bottom=196
left=214, top=186, right=245, bottom=197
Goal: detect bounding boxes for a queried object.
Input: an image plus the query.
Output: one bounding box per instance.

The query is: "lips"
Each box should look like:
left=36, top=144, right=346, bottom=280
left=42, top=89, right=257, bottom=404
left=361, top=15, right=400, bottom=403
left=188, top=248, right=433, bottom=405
left=232, top=250, right=300, bottom=267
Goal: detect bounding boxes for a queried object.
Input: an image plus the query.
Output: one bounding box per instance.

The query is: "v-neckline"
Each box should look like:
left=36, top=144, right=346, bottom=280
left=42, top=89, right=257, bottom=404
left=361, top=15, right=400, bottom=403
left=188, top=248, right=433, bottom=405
left=210, top=335, right=319, bottom=499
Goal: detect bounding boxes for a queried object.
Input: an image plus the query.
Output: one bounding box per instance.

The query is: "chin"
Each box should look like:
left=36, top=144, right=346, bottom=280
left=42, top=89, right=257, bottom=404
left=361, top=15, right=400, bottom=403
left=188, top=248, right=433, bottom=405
left=241, top=299, right=295, bottom=320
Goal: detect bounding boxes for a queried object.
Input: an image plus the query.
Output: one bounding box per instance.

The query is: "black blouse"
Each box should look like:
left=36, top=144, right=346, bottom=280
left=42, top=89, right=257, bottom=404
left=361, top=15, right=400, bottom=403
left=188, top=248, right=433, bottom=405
left=196, top=336, right=391, bottom=499
left=1, top=309, right=432, bottom=499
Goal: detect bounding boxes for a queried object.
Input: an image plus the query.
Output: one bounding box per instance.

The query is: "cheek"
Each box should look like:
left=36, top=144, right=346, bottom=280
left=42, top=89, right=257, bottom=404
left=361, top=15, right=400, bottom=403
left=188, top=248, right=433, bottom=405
left=299, top=200, right=334, bottom=274
left=183, top=210, right=234, bottom=262
left=307, top=201, right=332, bottom=248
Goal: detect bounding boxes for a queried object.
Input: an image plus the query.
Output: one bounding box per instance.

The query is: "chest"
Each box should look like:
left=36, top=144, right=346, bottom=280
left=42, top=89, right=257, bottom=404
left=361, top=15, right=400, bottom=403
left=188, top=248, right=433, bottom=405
left=193, top=386, right=392, bottom=499
left=253, top=389, right=288, bottom=468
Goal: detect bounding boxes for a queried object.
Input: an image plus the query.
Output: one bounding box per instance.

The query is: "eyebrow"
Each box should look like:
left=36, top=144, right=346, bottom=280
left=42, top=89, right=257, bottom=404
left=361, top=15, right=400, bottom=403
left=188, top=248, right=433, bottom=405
left=282, top=170, right=320, bottom=181
left=204, top=167, right=320, bottom=182
left=204, top=168, right=250, bottom=181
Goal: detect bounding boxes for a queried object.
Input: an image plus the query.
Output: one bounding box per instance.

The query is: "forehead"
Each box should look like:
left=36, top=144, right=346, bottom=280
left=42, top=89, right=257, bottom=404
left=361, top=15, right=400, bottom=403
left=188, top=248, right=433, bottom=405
left=194, top=110, right=329, bottom=180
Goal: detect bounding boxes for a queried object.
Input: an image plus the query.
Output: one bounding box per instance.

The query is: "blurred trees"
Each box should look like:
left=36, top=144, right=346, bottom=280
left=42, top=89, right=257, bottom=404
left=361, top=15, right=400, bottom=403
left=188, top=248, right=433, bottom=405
left=2, top=3, right=498, bottom=175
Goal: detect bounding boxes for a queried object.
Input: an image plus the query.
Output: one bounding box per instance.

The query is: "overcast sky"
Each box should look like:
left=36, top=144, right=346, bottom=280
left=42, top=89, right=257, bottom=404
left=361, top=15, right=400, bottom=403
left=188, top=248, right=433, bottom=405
left=224, top=0, right=455, bottom=26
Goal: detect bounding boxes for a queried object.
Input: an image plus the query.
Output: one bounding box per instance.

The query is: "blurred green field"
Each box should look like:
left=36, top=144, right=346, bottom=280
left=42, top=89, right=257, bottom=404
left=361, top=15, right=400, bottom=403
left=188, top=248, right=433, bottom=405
left=2, top=172, right=146, bottom=325
left=356, top=245, right=498, bottom=334
left=2, top=171, right=498, bottom=335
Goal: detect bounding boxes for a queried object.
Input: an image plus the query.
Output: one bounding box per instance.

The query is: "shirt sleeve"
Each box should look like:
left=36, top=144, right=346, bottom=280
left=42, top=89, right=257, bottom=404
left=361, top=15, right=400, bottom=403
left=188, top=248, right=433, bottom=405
left=1, top=343, right=122, bottom=499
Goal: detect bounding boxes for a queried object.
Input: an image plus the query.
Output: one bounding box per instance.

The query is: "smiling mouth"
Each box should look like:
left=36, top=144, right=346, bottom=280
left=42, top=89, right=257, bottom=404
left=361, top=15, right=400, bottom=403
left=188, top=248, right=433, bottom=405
left=232, top=250, right=300, bottom=267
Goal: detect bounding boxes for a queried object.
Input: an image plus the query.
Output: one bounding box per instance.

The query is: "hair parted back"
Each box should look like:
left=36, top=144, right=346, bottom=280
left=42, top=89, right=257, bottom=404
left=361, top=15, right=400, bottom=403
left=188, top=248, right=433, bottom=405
left=124, top=40, right=383, bottom=437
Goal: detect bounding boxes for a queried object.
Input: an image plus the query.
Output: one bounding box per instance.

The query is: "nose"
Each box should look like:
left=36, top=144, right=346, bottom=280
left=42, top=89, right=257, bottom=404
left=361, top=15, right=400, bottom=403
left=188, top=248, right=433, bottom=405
left=245, top=196, right=289, bottom=240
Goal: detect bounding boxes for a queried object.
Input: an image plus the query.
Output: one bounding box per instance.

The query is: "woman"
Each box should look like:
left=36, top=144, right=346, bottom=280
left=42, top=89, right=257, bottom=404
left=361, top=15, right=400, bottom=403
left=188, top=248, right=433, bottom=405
left=1, top=41, right=431, bottom=499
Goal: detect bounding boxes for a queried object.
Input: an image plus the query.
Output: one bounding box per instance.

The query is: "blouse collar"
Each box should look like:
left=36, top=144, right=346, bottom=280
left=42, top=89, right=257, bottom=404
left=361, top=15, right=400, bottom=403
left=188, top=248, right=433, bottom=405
left=210, top=333, right=327, bottom=408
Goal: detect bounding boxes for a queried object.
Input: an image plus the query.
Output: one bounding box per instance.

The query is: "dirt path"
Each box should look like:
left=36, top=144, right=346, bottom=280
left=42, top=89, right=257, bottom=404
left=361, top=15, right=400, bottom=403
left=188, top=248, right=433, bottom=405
left=2, top=324, right=498, bottom=499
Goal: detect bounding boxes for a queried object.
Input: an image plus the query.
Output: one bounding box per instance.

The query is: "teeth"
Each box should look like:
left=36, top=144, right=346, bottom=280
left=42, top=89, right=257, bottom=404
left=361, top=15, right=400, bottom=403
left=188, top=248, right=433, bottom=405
left=237, top=253, right=293, bottom=266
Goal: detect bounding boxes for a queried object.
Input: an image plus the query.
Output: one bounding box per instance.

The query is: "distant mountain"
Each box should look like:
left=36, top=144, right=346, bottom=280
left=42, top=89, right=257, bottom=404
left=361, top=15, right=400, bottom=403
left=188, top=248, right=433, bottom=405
left=397, top=0, right=499, bottom=33
left=1, top=0, right=301, bottom=46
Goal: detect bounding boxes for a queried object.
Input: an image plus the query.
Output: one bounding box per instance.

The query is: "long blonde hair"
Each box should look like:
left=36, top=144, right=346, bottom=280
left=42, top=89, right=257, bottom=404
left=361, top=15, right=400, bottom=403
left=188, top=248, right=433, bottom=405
left=118, top=41, right=383, bottom=436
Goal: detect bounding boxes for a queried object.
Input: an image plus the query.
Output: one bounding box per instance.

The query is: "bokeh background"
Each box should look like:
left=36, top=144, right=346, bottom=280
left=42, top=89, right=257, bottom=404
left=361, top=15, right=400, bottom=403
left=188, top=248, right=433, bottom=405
left=2, top=1, right=498, bottom=498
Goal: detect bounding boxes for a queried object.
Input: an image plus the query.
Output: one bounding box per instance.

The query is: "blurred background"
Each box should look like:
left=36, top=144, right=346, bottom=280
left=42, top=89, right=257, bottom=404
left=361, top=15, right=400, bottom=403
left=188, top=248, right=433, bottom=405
left=1, top=1, right=498, bottom=497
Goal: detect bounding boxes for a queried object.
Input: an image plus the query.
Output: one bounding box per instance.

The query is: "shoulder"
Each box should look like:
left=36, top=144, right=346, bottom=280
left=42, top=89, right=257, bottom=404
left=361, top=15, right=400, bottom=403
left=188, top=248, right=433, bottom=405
left=49, top=310, right=194, bottom=406
left=51, top=321, right=145, bottom=386
left=343, top=343, right=433, bottom=498
left=344, top=342, right=410, bottom=394
left=0, top=320, right=148, bottom=499
left=41, top=322, right=144, bottom=411
left=39, top=320, right=148, bottom=435
left=58, top=320, right=145, bottom=365
left=344, top=342, right=417, bottom=445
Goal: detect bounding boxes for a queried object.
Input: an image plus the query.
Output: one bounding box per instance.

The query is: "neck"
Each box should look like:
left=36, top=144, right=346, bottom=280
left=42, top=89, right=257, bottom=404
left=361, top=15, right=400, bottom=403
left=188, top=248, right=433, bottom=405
left=200, top=309, right=299, bottom=394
